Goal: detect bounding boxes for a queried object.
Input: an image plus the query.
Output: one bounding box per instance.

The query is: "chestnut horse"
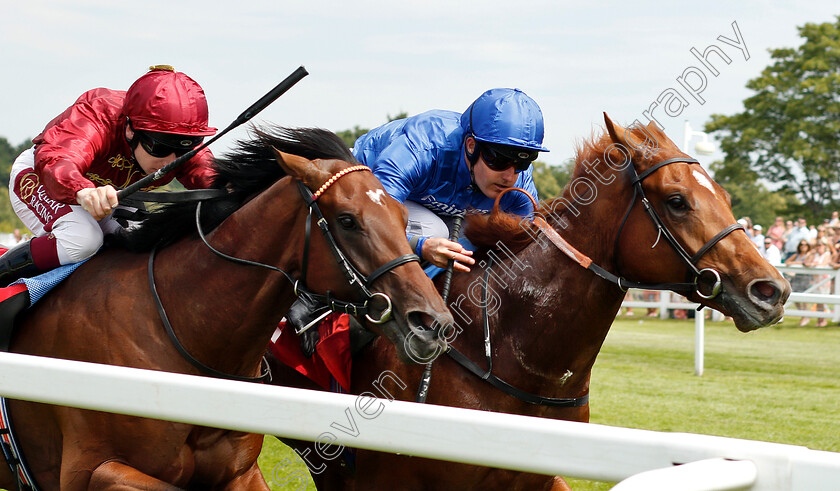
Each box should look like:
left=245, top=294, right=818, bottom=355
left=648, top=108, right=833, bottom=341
left=269, top=115, right=790, bottom=490
left=0, top=127, right=452, bottom=490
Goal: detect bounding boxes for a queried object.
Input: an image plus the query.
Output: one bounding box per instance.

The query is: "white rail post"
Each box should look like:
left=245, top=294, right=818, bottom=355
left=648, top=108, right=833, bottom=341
left=695, top=308, right=705, bottom=376
left=833, top=269, right=840, bottom=322
left=612, top=458, right=758, bottom=491
left=659, top=291, right=671, bottom=319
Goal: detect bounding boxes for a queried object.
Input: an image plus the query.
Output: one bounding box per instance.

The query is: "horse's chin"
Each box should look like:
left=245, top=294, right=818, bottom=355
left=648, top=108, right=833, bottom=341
left=372, top=316, right=447, bottom=365
left=713, top=291, right=786, bottom=332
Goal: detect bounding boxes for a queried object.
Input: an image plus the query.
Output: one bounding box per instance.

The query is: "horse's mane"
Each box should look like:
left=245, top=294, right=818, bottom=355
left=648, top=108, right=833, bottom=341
left=466, top=122, right=667, bottom=254
left=113, top=125, right=357, bottom=252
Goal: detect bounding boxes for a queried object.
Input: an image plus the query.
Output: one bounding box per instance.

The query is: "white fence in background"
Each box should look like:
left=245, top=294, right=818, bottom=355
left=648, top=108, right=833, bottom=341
left=776, top=265, right=840, bottom=322
left=622, top=266, right=840, bottom=322
left=620, top=266, right=840, bottom=376
left=0, top=351, right=838, bottom=490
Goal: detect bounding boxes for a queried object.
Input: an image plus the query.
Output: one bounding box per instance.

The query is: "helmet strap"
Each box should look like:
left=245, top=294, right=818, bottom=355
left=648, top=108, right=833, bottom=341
left=125, top=118, right=142, bottom=164
left=126, top=118, right=139, bottom=147
left=463, top=134, right=478, bottom=191
left=464, top=133, right=480, bottom=166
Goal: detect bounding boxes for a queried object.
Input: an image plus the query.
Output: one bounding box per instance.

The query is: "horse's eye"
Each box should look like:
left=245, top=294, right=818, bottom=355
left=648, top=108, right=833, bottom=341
left=338, top=214, right=357, bottom=230
left=667, top=195, right=688, bottom=211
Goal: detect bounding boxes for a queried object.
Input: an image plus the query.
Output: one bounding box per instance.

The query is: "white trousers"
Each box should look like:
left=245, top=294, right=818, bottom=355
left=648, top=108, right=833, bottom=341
left=404, top=200, right=463, bottom=239
left=10, top=147, right=123, bottom=265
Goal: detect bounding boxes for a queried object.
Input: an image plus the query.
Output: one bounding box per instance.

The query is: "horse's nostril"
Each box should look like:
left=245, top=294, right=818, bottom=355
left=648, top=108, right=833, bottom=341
left=752, top=280, right=780, bottom=303
left=408, top=311, right=435, bottom=332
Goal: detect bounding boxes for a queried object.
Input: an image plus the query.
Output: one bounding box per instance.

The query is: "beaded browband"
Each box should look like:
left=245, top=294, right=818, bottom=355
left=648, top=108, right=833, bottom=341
left=312, top=165, right=371, bottom=200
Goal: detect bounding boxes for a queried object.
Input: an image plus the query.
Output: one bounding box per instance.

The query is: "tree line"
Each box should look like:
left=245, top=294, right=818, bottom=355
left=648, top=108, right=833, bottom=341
left=0, top=137, right=33, bottom=233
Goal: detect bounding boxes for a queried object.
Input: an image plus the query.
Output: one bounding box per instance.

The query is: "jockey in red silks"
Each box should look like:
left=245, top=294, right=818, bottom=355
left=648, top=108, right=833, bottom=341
left=0, top=66, right=217, bottom=286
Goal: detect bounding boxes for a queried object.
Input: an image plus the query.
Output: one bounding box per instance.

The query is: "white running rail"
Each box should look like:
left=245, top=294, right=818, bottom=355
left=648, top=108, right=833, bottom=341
left=0, top=352, right=837, bottom=490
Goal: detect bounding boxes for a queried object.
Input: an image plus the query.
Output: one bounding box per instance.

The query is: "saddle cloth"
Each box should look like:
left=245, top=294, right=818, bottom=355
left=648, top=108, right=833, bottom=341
left=270, top=312, right=352, bottom=392
left=0, top=245, right=85, bottom=491
left=0, top=246, right=86, bottom=351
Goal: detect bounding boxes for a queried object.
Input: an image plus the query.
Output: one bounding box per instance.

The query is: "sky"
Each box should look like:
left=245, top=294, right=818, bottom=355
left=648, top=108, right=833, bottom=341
left=1, top=1, right=838, bottom=170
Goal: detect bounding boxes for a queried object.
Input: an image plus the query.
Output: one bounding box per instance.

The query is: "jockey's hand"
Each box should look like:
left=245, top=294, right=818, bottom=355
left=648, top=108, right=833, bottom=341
left=422, top=237, right=475, bottom=272
left=76, top=185, right=118, bottom=221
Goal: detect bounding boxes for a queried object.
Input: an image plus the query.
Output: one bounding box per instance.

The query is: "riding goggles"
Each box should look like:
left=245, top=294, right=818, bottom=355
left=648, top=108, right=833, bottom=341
left=479, top=142, right=539, bottom=173
left=137, top=130, right=203, bottom=158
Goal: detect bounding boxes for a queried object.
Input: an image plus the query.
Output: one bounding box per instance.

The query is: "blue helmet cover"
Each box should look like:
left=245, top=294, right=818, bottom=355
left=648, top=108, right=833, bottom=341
left=460, top=88, right=549, bottom=152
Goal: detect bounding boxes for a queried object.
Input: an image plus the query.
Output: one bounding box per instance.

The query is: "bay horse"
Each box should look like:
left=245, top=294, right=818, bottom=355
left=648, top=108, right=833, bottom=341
left=0, top=126, right=452, bottom=490
left=269, top=114, right=790, bottom=490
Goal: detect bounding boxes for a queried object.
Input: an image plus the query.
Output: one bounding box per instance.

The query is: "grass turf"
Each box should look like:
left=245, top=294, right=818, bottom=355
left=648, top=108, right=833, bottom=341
left=260, top=315, right=840, bottom=490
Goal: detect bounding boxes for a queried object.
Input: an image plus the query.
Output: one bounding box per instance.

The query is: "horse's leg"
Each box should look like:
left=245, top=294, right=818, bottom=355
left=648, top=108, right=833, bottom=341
left=0, top=462, right=15, bottom=490
left=86, top=460, right=181, bottom=491
left=548, top=475, right=573, bottom=491
left=221, top=461, right=271, bottom=491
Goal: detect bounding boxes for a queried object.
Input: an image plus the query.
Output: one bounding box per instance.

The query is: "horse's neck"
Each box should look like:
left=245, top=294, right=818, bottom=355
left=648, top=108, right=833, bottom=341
left=544, top=179, right=630, bottom=267
left=473, top=183, right=632, bottom=392
left=156, top=182, right=304, bottom=374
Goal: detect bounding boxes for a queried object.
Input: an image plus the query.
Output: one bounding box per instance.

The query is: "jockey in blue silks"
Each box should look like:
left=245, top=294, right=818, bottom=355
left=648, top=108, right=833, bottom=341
left=353, top=88, right=548, bottom=274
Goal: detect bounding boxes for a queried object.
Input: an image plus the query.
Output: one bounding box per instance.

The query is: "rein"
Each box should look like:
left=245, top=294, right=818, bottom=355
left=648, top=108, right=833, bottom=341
left=146, top=166, right=419, bottom=381
left=445, top=254, right=589, bottom=407
left=415, top=212, right=465, bottom=404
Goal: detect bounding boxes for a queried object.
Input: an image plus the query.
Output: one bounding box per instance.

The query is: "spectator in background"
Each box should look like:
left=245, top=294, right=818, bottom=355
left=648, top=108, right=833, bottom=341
left=767, top=216, right=785, bottom=250
left=784, top=218, right=811, bottom=261
left=643, top=291, right=659, bottom=317
left=812, top=225, right=830, bottom=248
left=752, top=225, right=765, bottom=253
left=828, top=210, right=840, bottom=228
left=806, top=240, right=833, bottom=327
left=782, top=219, right=795, bottom=247
left=763, top=238, right=782, bottom=266
left=785, top=240, right=813, bottom=326
left=738, top=217, right=753, bottom=237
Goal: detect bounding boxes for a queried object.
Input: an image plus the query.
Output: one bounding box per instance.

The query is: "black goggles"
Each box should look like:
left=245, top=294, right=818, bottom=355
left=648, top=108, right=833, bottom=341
left=478, top=142, right=538, bottom=173
left=137, top=131, right=203, bottom=158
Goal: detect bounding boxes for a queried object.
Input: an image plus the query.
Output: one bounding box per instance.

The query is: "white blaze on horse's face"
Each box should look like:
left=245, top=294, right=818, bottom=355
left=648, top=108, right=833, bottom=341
left=366, top=189, right=386, bottom=206
left=692, top=169, right=716, bottom=196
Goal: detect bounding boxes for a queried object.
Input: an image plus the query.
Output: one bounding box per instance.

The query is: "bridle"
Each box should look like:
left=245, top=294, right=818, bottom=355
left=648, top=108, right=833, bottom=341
left=147, top=165, right=419, bottom=381
left=613, top=157, right=744, bottom=298
left=294, top=167, right=419, bottom=324
left=534, top=157, right=746, bottom=300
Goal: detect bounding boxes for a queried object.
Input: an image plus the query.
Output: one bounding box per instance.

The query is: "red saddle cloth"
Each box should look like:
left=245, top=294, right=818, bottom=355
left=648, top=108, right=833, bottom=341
left=0, top=283, right=27, bottom=304
left=0, top=246, right=31, bottom=352
left=0, top=246, right=28, bottom=304
left=269, top=312, right=352, bottom=392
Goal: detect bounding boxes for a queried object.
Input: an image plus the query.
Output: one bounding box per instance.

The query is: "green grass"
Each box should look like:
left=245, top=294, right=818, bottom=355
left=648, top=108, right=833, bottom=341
left=259, top=315, right=840, bottom=490
left=259, top=436, right=312, bottom=490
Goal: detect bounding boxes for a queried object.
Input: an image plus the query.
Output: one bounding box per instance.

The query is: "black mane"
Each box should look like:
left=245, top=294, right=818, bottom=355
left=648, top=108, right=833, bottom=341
left=113, top=125, right=357, bottom=252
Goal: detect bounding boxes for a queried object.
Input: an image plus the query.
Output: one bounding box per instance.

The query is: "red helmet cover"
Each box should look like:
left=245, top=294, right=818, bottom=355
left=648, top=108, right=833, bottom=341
left=123, top=67, right=217, bottom=136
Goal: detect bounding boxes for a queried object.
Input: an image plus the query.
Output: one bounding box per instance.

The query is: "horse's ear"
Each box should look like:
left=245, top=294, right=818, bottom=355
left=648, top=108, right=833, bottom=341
left=271, top=147, right=309, bottom=177
left=271, top=147, right=328, bottom=189
left=603, top=112, right=629, bottom=148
